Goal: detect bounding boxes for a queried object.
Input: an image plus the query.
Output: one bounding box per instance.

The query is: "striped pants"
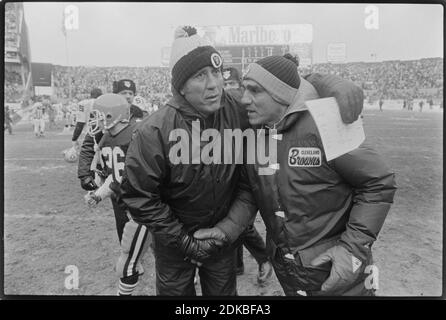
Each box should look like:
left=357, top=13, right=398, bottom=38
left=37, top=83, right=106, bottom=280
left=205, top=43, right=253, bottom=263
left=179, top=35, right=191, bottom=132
left=112, top=198, right=151, bottom=295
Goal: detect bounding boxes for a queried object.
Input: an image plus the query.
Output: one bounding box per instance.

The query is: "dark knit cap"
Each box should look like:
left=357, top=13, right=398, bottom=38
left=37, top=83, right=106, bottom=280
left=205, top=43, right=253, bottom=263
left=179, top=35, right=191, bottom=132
left=171, top=45, right=221, bottom=92
left=113, top=79, right=136, bottom=94
left=256, top=55, right=301, bottom=89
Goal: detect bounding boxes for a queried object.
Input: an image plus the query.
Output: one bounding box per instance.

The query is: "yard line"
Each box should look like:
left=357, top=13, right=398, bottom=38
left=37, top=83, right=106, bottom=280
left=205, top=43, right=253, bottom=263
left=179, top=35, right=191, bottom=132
left=4, top=213, right=114, bottom=221
left=4, top=158, right=67, bottom=161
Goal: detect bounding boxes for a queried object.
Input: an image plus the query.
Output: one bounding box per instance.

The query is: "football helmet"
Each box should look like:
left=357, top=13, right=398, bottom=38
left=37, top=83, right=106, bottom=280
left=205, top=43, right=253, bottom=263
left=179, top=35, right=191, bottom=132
left=87, top=93, right=129, bottom=136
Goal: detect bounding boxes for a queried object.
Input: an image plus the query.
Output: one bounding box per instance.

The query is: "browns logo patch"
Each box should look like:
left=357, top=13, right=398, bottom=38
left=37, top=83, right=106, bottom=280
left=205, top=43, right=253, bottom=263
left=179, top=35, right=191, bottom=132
left=288, top=147, right=321, bottom=167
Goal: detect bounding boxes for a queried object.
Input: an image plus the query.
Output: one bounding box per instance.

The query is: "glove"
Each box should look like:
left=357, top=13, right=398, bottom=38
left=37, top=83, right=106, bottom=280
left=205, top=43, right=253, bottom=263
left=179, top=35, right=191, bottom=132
left=72, top=140, right=80, bottom=150
left=84, top=191, right=101, bottom=208
left=310, top=245, right=364, bottom=294
left=193, top=227, right=229, bottom=243
left=333, top=82, right=364, bottom=124
left=80, top=175, right=98, bottom=191
left=178, top=232, right=225, bottom=264
left=193, top=227, right=229, bottom=266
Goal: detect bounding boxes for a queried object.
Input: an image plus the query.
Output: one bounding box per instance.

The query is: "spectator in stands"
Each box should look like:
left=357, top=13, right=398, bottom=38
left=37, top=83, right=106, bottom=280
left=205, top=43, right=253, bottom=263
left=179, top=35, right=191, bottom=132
left=40, top=58, right=443, bottom=104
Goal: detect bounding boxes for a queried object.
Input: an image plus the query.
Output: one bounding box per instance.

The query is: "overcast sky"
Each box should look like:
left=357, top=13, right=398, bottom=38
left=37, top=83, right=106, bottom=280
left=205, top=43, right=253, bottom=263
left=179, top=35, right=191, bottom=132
left=21, top=2, right=443, bottom=67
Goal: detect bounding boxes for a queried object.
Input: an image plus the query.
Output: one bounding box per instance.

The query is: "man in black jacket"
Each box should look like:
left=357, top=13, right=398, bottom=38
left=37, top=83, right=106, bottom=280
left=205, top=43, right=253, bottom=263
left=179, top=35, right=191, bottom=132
left=120, top=26, right=365, bottom=296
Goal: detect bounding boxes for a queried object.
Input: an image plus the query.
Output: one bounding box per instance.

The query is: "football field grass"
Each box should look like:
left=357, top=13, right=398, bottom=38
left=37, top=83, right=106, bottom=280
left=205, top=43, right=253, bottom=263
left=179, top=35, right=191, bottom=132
left=3, top=108, right=443, bottom=296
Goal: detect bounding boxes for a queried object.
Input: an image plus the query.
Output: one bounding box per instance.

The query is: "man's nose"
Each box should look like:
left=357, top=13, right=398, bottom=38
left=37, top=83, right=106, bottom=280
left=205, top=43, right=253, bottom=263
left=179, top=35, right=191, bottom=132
left=241, top=91, right=251, bottom=106
left=206, top=73, right=219, bottom=89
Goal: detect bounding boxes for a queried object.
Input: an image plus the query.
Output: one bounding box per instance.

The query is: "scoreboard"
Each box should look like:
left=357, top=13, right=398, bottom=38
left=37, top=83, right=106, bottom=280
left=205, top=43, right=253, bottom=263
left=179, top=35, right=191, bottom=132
left=218, top=45, right=288, bottom=65
left=217, top=43, right=312, bottom=70
left=198, top=24, right=313, bottom=72
left=161, top=24, right=313, bottom=71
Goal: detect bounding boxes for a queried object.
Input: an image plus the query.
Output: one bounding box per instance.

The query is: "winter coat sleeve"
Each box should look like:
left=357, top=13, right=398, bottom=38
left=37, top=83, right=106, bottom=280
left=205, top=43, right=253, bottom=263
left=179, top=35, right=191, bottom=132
left=120, top=125, right=184, bottom=247
left=77, top=131, right=103, bottom=179
left=71, top=121, right=85, bottom=142
left=214, top=165, right=258, bottom=243
left=332, top=143, right=397, bottom=260
left=304, top=73, right=364, bottom=124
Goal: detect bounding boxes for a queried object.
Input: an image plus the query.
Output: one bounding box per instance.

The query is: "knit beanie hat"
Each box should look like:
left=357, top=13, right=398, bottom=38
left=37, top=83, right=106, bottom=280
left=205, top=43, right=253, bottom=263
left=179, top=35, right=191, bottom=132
left=169, top=26, right=223, bottom=92
left=113, top=79, right=136, bottom=94
left=243, top=54, right=301, bottom=105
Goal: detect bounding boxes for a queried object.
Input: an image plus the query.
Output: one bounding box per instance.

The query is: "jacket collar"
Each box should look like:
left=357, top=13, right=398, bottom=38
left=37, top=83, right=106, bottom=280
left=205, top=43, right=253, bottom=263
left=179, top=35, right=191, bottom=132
left=166, top=88, right=227, bottom=119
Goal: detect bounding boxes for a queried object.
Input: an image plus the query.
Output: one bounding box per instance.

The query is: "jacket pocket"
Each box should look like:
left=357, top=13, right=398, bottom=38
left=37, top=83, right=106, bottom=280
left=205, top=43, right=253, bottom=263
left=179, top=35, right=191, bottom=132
left=280, top=236, right=340, bottom=292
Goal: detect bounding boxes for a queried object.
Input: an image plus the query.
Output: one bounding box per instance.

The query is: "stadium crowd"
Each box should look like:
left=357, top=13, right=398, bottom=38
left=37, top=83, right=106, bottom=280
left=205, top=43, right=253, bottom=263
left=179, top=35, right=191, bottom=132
left=303, top=58, right=443, bottom=101
left=4, top=57, right=443, bottom=104
left=52, top=65, right=171, bottom=103
left=5, top=70, right=23, bottom=103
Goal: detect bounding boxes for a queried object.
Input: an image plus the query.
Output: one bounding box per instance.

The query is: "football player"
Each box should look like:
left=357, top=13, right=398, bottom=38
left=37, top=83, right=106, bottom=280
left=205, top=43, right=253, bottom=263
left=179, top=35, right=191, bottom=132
left=84, top=93, right=150, bottom=296
left=62, top=88, right=103, bottom=165
left=31, top=99, right=46, bottom=137
left=78, top=79, right=139, bottom=191
left=71, top=88, right=103, bottom=148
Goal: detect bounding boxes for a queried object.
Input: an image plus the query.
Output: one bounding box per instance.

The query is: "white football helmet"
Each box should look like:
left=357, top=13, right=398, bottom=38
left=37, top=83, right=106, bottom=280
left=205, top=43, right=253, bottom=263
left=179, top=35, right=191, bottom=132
left=87, top=93, right=129, bottom=136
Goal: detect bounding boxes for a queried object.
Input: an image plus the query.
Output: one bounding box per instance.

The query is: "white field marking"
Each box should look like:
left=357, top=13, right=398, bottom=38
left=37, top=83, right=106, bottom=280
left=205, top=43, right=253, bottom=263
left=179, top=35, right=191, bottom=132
left=4, top=213, right=114, bottom=221
left=4, top=158, right=67, bottom=161
left=364, top=126, right=440, bottom=130
left=371, top=136, right=442, bottom=139
left=4, top=164, right=69, bottom=172
left=389, top=117, right=433, bottom=121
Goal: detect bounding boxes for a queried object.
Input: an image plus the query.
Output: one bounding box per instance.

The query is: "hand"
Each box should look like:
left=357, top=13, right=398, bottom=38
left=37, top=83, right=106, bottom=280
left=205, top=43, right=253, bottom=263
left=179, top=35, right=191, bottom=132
left=193, top=227, right=229, bottom=242
left=72, top=140, right=80, bottom=150
left=333, top=82, right=364, bottom=124
left=84, top=191, right=101, bottom=208
left=310, top=245, right=363, bottom=294
left=80, top=175, right=98, bottom=191
left=178, top=232, right=225, bottom=264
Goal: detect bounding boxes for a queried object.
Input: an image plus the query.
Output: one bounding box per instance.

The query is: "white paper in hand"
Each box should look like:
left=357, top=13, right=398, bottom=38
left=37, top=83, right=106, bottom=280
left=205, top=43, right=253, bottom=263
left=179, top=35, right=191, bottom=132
left=305, top=97, right=365, bottom=161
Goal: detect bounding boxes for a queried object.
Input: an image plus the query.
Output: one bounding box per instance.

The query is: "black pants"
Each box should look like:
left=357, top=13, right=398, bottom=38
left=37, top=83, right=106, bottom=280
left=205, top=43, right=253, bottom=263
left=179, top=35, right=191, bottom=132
left=111, top=197, right=129, bottom=242
left=237, top=224, right=268, bottom=268
left=153, top=235, right=237, bottom=296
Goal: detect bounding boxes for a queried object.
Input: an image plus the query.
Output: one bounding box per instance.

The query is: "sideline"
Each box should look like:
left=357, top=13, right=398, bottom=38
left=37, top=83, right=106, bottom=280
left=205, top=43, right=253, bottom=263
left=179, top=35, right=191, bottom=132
left=4, top=158, right=67, bottom=161
left=4, top=213, right=113, bottom=220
